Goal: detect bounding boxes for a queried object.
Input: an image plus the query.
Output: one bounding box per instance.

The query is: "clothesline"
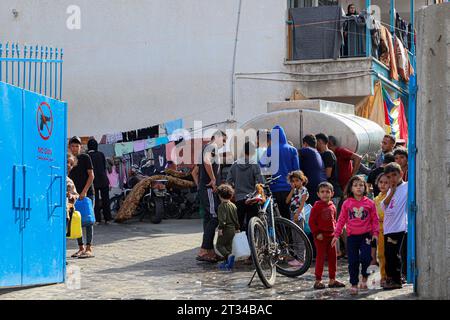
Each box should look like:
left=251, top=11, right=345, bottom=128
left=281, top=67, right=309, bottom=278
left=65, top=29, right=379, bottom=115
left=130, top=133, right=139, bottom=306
left=290, top=14, right=416, bottom=37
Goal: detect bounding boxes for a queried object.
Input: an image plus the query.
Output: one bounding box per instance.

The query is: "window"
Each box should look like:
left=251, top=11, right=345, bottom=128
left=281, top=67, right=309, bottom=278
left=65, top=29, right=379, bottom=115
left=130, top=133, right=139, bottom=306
left=289, top=0, right=338, bottom=7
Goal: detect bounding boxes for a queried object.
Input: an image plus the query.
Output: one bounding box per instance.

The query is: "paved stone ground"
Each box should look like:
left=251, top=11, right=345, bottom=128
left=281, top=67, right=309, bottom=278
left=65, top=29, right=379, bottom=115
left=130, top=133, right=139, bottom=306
left=0, top=219, right=415, bottom=300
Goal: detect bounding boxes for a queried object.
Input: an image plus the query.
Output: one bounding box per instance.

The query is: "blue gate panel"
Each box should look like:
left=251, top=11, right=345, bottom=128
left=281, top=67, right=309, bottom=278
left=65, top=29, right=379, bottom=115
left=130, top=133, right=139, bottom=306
left=0, top=82, right=24, bottom=287
left=21, top=90, right=66, bottom=286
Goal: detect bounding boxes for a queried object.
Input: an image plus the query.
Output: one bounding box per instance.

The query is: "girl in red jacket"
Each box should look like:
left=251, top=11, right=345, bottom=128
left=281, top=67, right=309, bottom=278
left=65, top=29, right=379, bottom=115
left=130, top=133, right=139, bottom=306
left=331, top=176, right=379, bottom=295
left=309, top=182, right=346, bottom=290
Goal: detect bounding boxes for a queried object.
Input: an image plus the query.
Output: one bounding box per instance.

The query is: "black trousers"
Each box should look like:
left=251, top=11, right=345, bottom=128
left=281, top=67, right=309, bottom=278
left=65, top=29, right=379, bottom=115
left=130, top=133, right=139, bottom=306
left=384, top=231, right=406, bottom=284
left=94, top=187, right=112, bottom=222
left=236, top=200, right=259, bottom=233
left=273, top=191, right=291, bottom=220
left=199, top=188, right=219, bottom=250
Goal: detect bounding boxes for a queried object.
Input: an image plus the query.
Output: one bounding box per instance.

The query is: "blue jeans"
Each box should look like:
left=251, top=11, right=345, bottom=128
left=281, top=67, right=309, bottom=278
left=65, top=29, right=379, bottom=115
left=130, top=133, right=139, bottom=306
left=77, top=223, right=94, bottom=246
left=347, top=233, right=372, bottom=286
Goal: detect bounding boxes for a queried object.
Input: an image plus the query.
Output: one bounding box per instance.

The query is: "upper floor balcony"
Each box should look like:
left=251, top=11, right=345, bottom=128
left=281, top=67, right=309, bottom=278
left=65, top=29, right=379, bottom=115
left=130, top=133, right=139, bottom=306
left=284, top=1, right=419, bottom=104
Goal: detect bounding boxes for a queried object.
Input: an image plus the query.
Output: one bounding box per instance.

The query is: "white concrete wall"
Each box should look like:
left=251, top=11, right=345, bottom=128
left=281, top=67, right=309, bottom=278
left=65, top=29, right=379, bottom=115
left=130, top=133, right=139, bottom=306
left=416, top=2, right=450, bottom=299
left=0, top=0, right=289, bottom=136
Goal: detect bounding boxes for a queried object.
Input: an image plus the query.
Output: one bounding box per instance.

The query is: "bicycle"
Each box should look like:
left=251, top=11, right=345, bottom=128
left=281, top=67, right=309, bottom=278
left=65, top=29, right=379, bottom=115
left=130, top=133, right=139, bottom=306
left=247, top=175, right=313, bottom=288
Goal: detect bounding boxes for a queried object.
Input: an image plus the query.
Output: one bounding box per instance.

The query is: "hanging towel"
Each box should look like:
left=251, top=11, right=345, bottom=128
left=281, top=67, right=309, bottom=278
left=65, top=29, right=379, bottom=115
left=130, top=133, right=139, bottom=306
left=98, top=144, right=115, bottom=158
left=155, top=136, right=169, bottom=147
left=133, top=139, right=147, bottom=152
left=379, top=26, right=399, bottom=81
left=146, top=138, right=157, bottom=150
left=106, top=132, right=122, bottom=144
left=164, top=119, right=184, bottom=135
left=114, top=142, right=134, bottom=157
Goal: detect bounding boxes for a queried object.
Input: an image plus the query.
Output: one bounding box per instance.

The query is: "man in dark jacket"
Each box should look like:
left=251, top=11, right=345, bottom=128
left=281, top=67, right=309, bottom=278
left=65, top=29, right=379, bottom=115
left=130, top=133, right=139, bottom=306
left=87, top=138, right=112, bottom=224
left=267, top=125, right=300, bottom=219
left=299, top=134, right=328, bottom=205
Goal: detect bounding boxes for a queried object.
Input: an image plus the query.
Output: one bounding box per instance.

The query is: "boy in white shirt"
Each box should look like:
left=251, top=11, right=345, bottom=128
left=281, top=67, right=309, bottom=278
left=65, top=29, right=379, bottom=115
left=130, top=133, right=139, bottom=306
left=381, top=163, right=408, bottom=290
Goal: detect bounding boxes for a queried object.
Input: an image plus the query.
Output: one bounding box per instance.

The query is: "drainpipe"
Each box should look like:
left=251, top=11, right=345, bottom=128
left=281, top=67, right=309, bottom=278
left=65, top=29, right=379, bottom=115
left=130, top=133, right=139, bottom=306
left=390, top=0, right=395, bottom=36
left=407, top=0, right=418, bottom=292
left=230, top=0, right=243, bottom=119
left=365, top=0, right=371, bottom=57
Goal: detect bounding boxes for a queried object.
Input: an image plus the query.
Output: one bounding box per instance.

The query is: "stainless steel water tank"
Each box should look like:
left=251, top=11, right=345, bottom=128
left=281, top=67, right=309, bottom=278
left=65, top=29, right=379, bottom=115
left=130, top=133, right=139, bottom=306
left=239, top=109, right=385, bottom=156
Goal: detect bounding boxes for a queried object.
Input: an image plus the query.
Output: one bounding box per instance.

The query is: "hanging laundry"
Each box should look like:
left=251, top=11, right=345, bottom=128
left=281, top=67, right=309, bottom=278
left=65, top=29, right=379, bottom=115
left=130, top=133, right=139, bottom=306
left=98, top=143, right=115, bottom=158
left=164, top=119, right=184, bottom=136
left=356, top=81, right=389, bottom=132
left=165, top=141, right=176, bottom=163
left=396, top=99, right=409, bottom=144
left=155, top=136, right=169, bottom=147
left=132, top=151, right=146, bottom=168
left=395, top=36, right=414, bottom=82
left=107, top=165, right=120, bottom=188
left=379, top=25, right=399, bottom=81
left=395, top=13, right=408, bottom=50
left=148, top=125, right=159, bottom=138
left=382, top=88, right=408, bottom=142
left=137, top=127, right=153, bottom=140
left=106, top=132, right=122, bottom=144
left=133, top=139, right=147, bottom=152
left=127, top=130, right=138, bottom=142
left=114, top=142, right=134, bottom=157
left=152, top=145, right=167, bottom=173
left=146, top=138, right=157, bottom=150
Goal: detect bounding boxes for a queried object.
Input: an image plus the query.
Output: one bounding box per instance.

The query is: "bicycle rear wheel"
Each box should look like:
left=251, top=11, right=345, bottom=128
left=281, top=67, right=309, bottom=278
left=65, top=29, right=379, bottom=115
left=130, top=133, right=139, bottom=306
left=248, top=216, right=276, bottom=288
left=275, top=217, right=312, bottom=277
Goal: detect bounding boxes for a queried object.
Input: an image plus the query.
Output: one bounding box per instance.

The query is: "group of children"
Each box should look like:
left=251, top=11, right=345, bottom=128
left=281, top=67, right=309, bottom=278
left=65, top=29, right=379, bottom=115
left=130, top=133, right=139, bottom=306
left=287, top=162, right=408, bottom=294
left=214, top=161, right=408, bottom=295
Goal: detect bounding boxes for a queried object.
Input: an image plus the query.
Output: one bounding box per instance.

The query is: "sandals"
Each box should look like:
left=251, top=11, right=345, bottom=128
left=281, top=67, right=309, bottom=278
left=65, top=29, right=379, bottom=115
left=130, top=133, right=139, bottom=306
left=359, top=282, right=369, bottom=290
left=313, top=281, right=326, bottom=290
left=71, top=250, right=84, bottom=258
left=350, top=287, right=359, bottom=295
left=196, top=255, right=218, bottom=263
left=328, top=280, right=346, bottom=288
left=79, top=250, right=95, bottom=259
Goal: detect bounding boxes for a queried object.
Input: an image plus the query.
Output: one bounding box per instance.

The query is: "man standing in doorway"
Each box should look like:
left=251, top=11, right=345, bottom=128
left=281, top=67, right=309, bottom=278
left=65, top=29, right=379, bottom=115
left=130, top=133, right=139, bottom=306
left=87, top=138, right=112, bottom=225
left=192, top=130, right=227, bottom=263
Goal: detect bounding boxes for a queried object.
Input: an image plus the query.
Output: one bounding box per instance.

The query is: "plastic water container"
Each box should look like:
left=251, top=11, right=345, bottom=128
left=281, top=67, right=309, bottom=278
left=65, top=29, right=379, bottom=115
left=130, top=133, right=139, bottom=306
left=67, top=211, right=82, bottom=239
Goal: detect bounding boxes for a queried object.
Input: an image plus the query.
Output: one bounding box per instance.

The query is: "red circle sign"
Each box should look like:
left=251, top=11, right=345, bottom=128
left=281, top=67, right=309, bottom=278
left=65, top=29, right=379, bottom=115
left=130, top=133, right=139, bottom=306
left=36, top=102, right=53, bottom=140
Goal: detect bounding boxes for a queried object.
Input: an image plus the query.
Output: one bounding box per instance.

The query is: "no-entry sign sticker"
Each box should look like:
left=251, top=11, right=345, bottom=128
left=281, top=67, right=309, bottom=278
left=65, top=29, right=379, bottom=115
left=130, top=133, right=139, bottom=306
left=36, top=102, right=53, bottom=140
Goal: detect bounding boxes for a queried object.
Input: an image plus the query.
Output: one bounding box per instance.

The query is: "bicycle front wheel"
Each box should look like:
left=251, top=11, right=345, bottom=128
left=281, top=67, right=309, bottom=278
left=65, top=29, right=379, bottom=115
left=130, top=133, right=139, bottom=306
left=275, top=217, right=313, bottom=277
left=248, top=217, right=277, bottom=288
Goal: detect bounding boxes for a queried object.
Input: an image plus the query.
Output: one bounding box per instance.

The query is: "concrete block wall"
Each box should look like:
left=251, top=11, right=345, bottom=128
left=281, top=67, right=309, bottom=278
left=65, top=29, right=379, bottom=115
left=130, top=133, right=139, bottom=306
left=415, top=3, right=450, bottom=299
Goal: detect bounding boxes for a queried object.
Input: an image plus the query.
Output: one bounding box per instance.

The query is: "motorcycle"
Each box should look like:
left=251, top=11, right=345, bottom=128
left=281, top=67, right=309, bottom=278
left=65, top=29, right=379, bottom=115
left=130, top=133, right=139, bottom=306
left=166, top=186, right=199, bottom=219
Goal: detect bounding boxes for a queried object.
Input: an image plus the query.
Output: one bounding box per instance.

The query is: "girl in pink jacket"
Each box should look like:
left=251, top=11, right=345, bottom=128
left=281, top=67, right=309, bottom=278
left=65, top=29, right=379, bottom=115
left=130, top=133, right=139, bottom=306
left=332, top=176, right=379, bottom=295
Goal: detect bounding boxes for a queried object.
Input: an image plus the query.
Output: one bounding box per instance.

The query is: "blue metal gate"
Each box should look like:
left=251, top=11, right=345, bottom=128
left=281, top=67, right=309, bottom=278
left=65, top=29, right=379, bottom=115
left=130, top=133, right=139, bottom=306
left=0, top=43, right=66, bottom=288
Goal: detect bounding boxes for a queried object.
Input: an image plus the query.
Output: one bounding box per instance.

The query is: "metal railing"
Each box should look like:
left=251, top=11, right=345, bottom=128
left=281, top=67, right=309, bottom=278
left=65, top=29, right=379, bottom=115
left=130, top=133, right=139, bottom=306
left=341, top=16, right=368, bottom=58
left=0, top=43, right=63, bottom=100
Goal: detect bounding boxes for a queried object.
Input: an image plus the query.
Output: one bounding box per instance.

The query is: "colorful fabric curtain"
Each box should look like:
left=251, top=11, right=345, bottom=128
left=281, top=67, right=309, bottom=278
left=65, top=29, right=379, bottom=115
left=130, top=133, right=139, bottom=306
left=356, top=81, right=389, bottom=131
left=382, top=88, right=408, bottom=143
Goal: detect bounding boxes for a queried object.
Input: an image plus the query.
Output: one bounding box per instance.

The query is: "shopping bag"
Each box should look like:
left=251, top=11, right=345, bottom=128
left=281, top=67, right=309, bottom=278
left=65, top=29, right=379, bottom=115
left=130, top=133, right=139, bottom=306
left=74, top=197, right=96, bottom=226
left=67, top=210, right=82, bottom=239
left=303, top=204, right=313, bottom=234
left=231, top=232, right=251, bottom=260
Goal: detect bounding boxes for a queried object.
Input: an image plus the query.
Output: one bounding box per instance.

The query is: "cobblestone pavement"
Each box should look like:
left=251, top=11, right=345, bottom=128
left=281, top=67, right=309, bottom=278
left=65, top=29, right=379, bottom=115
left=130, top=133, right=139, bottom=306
left=0, top=219, right=415, bottom=300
